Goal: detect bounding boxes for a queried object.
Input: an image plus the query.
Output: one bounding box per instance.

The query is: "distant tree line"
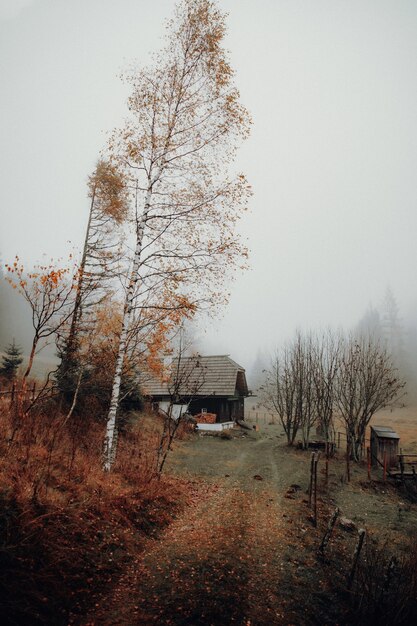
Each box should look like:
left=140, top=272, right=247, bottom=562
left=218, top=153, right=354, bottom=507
left=355, top=287, right=417, bottom=398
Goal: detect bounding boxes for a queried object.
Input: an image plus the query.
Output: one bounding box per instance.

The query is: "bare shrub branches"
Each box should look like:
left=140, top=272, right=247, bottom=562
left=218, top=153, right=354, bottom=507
left=5, top=258, right=78, bottom=415
left=261, top=330, right=404, bottom=458
left=352, top=536, right=417, bottom=625
left=261, top=331, right=341, bottom=448
left=156, top=330, right=205, bottom=475
left=335, top=334, right=405, bottom=461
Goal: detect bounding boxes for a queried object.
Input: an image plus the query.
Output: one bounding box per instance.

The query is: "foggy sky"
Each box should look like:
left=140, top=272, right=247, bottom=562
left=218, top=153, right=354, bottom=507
left=1, top=0, right=417, bottom=369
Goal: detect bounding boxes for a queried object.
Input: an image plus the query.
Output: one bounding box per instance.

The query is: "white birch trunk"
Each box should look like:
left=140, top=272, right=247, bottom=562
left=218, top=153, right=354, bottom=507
left=103, top=187, right=152, bottom=471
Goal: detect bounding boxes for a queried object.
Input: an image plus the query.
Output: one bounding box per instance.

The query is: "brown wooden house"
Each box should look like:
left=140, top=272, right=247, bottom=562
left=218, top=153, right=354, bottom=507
left=143, top=355, right=249, bottom=422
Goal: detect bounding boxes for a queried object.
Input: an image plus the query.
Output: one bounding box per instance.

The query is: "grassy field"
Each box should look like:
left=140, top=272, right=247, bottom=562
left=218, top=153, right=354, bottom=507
left=249, top=395, right=417, bottom=453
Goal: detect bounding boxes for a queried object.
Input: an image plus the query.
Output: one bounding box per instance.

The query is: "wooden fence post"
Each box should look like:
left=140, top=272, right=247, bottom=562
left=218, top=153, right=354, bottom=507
left=308, top=452, right=315, bottom=507
left=383, top=450, right=387, bottom=482
left=313, top=453, right=320, bottom=527
left=325, top=441, right=329, bottom=486
left=346, top=439, right=351, bottom=483
left=318, top=507, right=339, bottom=557
left=348, top=528, right=366, bottom=589
left=367, top=446, right=371, bottom=481
left=337, top=431, right=341, bottom=449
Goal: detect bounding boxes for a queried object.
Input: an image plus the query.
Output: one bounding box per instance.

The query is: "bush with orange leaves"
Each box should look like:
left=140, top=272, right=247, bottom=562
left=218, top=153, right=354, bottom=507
left=0, top=396, right=191, bottom=625
left=4, top=256, right=78, bottom=418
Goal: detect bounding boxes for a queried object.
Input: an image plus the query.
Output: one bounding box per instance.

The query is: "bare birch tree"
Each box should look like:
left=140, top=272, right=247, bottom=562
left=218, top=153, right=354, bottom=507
left=103, top=0, right=251, bottom=470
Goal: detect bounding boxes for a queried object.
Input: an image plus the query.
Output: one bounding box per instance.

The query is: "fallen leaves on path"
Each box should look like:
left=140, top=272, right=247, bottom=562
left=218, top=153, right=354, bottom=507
left=83, top=473, right=333, bottom=625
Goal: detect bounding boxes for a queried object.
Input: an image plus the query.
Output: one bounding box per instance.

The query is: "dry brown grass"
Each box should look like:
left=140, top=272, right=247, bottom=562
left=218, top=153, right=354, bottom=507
left=0, top=396, right=190, bottom=625
left=331, top=405, right=417, bottom=456
left=368, top=405, right=417, bottom=452
left=351, top=535, right=417, bottom=625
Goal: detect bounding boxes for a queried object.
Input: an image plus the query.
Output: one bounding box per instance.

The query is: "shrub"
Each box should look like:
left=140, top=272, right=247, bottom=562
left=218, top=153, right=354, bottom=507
left=351, top=536, right=417, bottom=625
left=0, top=396, right=187, bottom=624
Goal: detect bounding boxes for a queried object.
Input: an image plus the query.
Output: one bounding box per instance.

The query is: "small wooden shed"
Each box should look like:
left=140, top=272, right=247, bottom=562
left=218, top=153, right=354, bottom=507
left=370, top=425, right=400, bottom=469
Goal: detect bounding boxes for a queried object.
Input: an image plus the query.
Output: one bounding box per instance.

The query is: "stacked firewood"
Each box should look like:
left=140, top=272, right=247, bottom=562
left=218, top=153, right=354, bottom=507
left=196, top=412, right=216, bottom=424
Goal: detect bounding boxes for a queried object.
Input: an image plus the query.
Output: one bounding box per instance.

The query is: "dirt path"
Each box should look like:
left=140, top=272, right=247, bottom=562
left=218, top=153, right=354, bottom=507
left=83, top=425, right=340, bottom=625
left=81, top=423, right=417, bottom=625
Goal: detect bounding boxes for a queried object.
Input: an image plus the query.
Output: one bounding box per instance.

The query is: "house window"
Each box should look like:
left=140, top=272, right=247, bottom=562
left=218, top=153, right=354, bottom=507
left=201, top=408, right=207, bottom=413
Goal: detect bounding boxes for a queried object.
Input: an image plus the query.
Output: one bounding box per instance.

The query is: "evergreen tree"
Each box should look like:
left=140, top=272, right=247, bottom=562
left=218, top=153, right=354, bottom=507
left=1, top=339, right=23, bottom=380
left=249, top=348, right=269, bottom=392
left=381, top=287, right=409, bottom=379
left=356, top=305, right=382, bottom=339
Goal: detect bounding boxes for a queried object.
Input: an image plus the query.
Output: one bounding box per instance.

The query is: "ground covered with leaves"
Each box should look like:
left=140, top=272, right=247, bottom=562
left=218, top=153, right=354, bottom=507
left=0, top=407, right=194, bottom=625
left=2, top=410, right=416, bottom=625
left=84, top=424, right=417, bottom=625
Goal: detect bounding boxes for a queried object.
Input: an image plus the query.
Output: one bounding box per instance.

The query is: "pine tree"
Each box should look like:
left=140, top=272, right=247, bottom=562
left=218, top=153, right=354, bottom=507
left=1, top=339, right=23, bottom=380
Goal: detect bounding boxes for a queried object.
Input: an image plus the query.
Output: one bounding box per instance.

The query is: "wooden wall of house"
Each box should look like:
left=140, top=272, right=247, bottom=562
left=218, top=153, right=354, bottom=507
left=188, top=397, right=245, bottom=422
left=188, top=398, right=228, bottom=421
left=371, top=436, right=399, bottom=468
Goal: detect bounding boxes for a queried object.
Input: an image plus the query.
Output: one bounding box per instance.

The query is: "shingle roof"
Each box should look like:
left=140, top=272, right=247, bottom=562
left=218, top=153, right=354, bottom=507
left=142, top=355, right=248, bottom=398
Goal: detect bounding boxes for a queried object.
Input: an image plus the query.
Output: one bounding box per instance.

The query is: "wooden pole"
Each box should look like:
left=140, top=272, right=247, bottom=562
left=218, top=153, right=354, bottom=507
left=367, top=446, right=371, bottom=481
left=348, top=528, right=366, bottom=589
left=325, top=456, right=329, bottom=486
left=313, top=455, right=319, bottom=527
left=325, top=441, right=329, bottom=486
left=318, top=507, right=339, bottom=557
left=346, top=439, right=351, bottom=483
left=308, top=452, right=315, bottom=507
left=400, top=449, right=404, bottom=480
left=337, top=431, right=341, bottom=449
left=383, top=450, right=387, bottom=482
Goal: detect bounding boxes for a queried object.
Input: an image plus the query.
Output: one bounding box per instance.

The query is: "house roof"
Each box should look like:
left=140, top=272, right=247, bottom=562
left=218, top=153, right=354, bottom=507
left=142, top=355, right=248, bottom=398
left=370, top=425, right=400, bottom=440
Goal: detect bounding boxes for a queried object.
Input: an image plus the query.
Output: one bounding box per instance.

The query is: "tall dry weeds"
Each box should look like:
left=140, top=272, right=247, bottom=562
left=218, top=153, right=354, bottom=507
left=0, top=393, right=188, bottom=624
left=351, top=535, right=417, bottom=625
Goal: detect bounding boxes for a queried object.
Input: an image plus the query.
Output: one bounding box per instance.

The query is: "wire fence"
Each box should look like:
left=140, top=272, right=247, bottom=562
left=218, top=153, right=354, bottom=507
left=244, top=408, right=277, bottom=424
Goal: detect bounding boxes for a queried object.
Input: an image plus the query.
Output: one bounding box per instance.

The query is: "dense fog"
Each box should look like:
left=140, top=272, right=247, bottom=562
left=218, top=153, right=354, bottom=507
left=1, top=0, right=417, bottom=390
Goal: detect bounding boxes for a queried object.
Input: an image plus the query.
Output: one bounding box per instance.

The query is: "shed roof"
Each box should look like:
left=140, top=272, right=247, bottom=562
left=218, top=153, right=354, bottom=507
left=143, top=355, right=248, bottom=398
left=370, top=425, right=400, bottom=440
